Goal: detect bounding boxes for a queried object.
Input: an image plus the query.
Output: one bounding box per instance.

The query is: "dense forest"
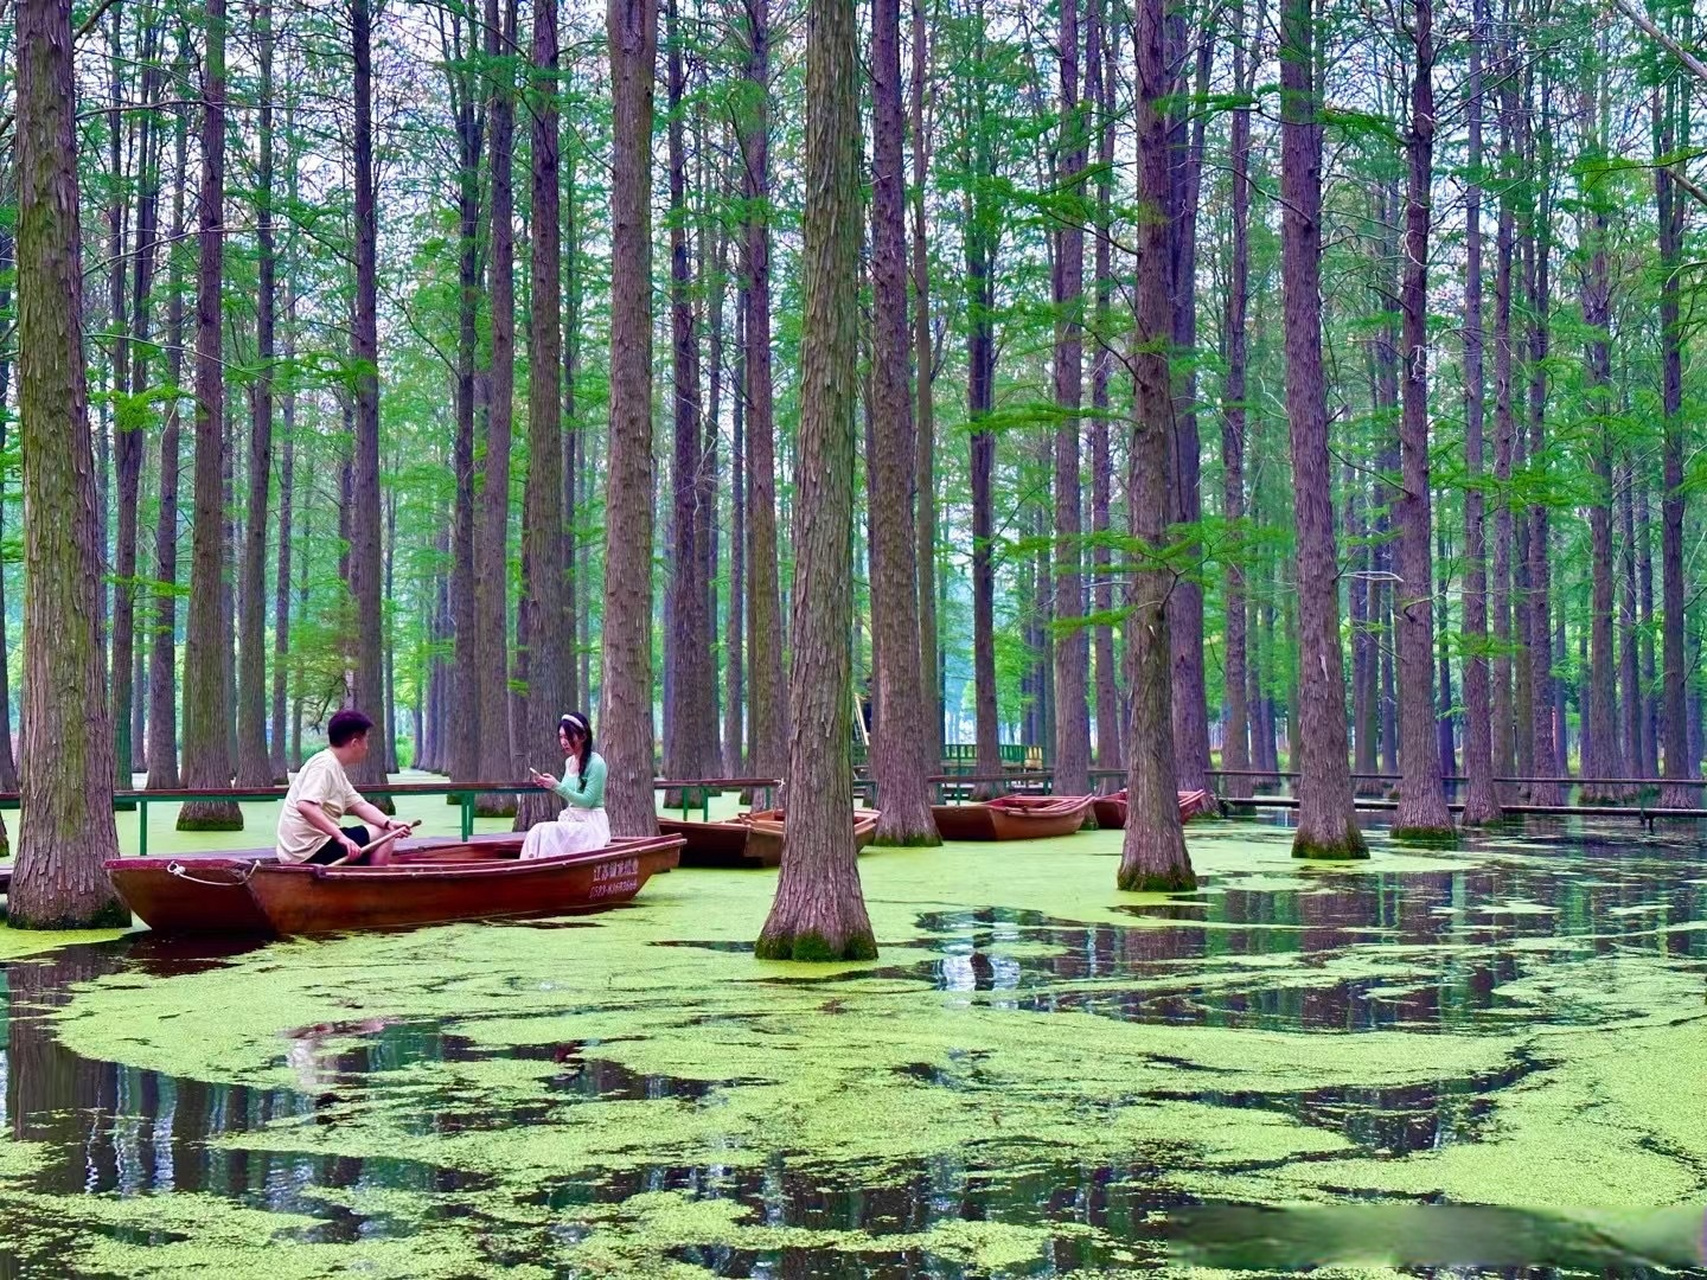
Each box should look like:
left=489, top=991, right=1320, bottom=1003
left=4, top=0, right=1706, bottom=901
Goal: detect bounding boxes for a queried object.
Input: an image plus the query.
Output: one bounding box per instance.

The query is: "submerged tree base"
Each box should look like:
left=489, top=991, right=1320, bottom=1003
left=1117, top=865, right=1198, bottom=893
left=175, top=803, right=244, bottom=833
left=6, top=899, right=131, bottom=931
left=1391, top=823, right=1459, bottom=848
left=1292, top=835, right=1370, bottom=860
left=871, top=834, right=943, bottom=849
left=753, top=927, right=878, bottom=962
left=472, top=797, right=516, bottom=820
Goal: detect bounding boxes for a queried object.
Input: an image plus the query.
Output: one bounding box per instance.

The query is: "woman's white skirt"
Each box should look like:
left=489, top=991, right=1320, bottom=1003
left=521, top=805, right=612, bottom=860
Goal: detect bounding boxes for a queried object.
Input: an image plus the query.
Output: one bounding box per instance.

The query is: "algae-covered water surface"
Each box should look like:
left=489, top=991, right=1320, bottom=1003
left=1, top=817, right=1705, bottom=1277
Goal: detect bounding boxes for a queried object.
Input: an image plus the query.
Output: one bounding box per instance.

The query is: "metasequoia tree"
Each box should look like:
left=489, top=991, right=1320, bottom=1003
left=1279, top=0, right=1363, bottom=858
left=236, top=0, right=278, bottom=787
left=756, top=0, right=877, bottom=960
left=476, top=0, right=519, bottom=809
left=515, top=0, right=569, bottom=830
left=1117, top=0, right=1193, bottom=893
left=867, top=0, right=939, bottom=843
left=1392, top=0, right=1454, bottom=841
left=1460, top=0, right=1501, bottom=823
left=1051, top=0, right=1092, bottom=800
left=12, top=0, right=127, bottom=926
left=740, top=0, right=788, bottom=783
left=179, top=0, right=242, bottom=830
left=601, top=0, right=661, bottom=835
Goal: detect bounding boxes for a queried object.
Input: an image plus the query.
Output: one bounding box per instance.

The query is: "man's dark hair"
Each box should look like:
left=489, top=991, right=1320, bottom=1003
left=328, top=709, right=374, bottom=749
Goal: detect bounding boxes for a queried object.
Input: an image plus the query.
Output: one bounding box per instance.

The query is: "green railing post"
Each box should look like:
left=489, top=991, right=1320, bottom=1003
left=460, top=792, right=473, bottom=841
left=138, top=797, right=147, bottom=860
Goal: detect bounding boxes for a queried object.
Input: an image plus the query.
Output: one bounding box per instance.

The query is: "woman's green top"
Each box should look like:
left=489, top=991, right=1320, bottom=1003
left=553, top=752, right=607, bottom=809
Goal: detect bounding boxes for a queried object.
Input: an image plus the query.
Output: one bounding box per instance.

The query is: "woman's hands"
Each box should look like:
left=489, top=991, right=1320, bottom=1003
left=529, top=769, right=557, bottom=790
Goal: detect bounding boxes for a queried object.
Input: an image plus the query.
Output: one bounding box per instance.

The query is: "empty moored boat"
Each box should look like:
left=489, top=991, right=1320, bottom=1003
left=930, top=794, right=1094, bottom=841
left=1090, top=788, right=1219, bottom=829
left=104, top=832, right=682, bottom=936
left=659, top=808, right=882, bottom=868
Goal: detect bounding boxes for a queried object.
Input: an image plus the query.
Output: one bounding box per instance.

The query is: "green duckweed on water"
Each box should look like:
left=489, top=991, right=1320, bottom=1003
left=1, top=818, right=1703, bottom=1275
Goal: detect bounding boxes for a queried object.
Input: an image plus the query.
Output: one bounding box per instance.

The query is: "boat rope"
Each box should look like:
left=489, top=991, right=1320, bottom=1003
left=165, top=860, right=258, bottom=886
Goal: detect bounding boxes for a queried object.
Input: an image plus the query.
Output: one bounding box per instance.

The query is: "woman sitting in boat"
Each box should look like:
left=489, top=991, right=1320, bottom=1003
left=522, top=712, right=612, bottom=859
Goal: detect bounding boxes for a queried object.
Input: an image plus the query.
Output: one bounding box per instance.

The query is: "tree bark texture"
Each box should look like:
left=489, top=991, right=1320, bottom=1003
left=515, top=0, right=569, bottom=832
left=755, top=0, right=877, bottom=961
left=147, top=91, right=188, bottom=792
left=476, top=0, right=519, bottom=810
left=236, top=0, right=276, bottom=787
left=1117, top=0, right=1194, bottom=894
left=1220, top=0, right=1253, bottom=802
left=179, top=0, right=242, bottom=829
left=1393, top=0, right=1453, bottom=840
left=868, top=0, right=939, bottom=843
left=1460, top=0, right=1501, bottom=824
left=1278, top=0, right=1363, bottom=857
left=741, top=0, right=787, bottom=782
left=601, top=0, right=661, bottom=835
left=449, top=16, right=483, bottom=786
left=911, top=0, right=941, bottom=764
left=12, top=0, right=128, bottom=926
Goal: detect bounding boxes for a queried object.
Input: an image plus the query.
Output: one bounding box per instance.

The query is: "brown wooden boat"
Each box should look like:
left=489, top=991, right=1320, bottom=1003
left=104, top=833, right=682, bottom=936
left=659, top=808, right=881, bottom=868
left=930, top=793, right=1094, bottom=841
left=1090, top=788, right=1219, bottom=829
left=740, top=808, right=881, bottom=867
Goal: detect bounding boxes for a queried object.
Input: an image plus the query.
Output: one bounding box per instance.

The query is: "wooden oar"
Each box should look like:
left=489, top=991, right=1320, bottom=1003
left=326, top=819, right=422, bottom=867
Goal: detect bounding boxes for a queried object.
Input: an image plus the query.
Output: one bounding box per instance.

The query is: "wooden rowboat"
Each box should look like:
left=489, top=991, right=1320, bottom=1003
left=930, top=794, right=1094, bottom=841
left=104, top=833, right=682, bottom=936
left=1091, top=788, right=1219, bottom=829
left=659, top=808, right=881, bottom=868
left=741, top=808, right=881, bottom=867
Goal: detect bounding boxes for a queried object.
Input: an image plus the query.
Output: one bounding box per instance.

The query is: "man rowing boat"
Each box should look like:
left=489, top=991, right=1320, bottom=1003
left=276, top=709, right=411, bottom=865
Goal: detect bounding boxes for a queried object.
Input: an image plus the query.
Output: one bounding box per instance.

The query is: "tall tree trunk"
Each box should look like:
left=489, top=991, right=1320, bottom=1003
left=1637, top=475, right=1656, bottom=777
left=756, top=0, right=876, bottom=960
left=1220, top=0, right=1253, bottom=802
left=236, top=0, right=277, bottom=786
left=967, top=4, right=1000, bottom=789
left=105, top=11, right=130, bottom=781
left=179, top=0, right=242, bottom=829
left=271, top=271, right=296, bottom=781
left=1619, top=459, right=1641, bottom=779
left=1049, top=0, right=1092, bottom=801
left=1118, top=0, right=1193, bottom=891
left=0, top=223, right=15, bottom=797
left=869, top=0, right=939, bottom=842
left=563, top=87, right=585, bottom=717
left=661, top=0, right=717, bottom=790
left=448, top=15, right=483, bottom=786
left=1392, top=0, right=1453, bottom=840
left=602, top=0, right=661, bottom=834
left=147, top=84, right=188, bottom=792
left=347, top=0, right=387, bottom=796
left=1491, top=22, right=1517, bottom=795
left=1278, top=0, right=1363, bottom=858
left=1526, top=80, right=1563, bottom=805
left=1657, top=77, right=1694, bottom=806
left=476, top=0, right=519, bottom=808
left=12, top=0, right=128, bottom=925
left=726, top=285, right=748, bottom=773
left=741, top=0, right=787, bottom=782
left=1460, top=0, right=1500, bottom=823
left=515, top=0, right=568, bottom=831
left=911, top=0, right=941, bottom=764
left=1165, top=26, right=1212, bottom=795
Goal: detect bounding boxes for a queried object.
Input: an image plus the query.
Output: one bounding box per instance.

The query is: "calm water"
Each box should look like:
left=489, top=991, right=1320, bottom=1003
left=2, top=817, right=1704, bottom=1276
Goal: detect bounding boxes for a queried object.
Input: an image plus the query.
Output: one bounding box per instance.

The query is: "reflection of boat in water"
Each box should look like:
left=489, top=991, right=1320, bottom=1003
left=104, top=833, right=683, bottom=936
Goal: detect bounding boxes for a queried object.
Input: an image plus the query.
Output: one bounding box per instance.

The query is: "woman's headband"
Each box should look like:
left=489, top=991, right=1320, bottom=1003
left=560, top=713, right=588, bottom=734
